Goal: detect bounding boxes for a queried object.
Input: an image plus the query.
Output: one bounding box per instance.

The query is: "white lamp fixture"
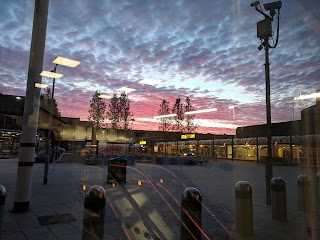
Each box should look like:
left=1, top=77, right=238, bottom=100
left=117, top=87, right=136, bottom=93
left=39, top=71, right=63, bottom=79
left=139, top=79, right=159, bottom=86
left=53, top=56, right=81, bottom=68
left=294, top=92, right=320, bottom=101
left=35, top=83, right=49, bottom=88
left=98, top=94, right=112, bottom=99
left=39, top=56, right=80, bottom=186
left=185, top=108, right=217, bottom=115
left=154, top=113, right=177, bottom=119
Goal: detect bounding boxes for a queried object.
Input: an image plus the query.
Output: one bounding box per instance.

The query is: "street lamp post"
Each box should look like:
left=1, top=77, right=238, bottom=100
left=129, top=116, right=135, bottom=155
left=40, top=57, right=80, bottom=185
left=250, top=1, right=282, bottom=205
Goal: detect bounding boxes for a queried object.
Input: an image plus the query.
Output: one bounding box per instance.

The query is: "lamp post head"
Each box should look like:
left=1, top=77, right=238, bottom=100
left=53, top=56, right=81, bottom=68
left=35, top=83, right=49, bottom=89
left=39, top=71, right=63, bottom=79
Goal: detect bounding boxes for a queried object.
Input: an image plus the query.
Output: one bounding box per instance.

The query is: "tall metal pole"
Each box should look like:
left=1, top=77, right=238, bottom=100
left=13, top=0, right=49, bottom=212
left=251, top=0, right=281, bottom=205
left=43, top=64, right=57, bottom=185
left=264, top=38, right=273, bottom=205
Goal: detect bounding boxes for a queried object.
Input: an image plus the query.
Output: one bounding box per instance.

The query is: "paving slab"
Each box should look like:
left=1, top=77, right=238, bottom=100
left=0, top=158, right=319, bottom=239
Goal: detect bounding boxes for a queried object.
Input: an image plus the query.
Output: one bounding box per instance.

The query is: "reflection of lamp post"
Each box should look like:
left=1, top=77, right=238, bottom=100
left=228, top=105, right=235, bottom=120
left=251, top=1, right=282, bottom=205
left=129, top=116, right=135, bottom=154
left=40, top=56, right=80, bottom=185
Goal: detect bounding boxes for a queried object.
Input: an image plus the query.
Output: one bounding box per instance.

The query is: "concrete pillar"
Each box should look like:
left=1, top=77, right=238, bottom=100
left=13, top=0, right=49, bottom=212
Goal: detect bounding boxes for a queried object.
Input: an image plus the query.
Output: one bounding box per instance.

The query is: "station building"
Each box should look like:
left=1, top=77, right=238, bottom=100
left=0, top=93, right=319, bottom=166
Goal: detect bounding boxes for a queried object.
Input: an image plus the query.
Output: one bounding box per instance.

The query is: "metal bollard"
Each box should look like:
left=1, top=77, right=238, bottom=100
left=271, top=177, right=287, bottom=222
left=297, top=174, right=312, bottom=212
left=82, top=185, right=106, bottom=240
left=235, top=181, right=253, bottom=236
left=180, top=187, right=202, bottom=240
left=0, top=185, right=6, bottom=238
left=107, top=158, right=127, bottom=184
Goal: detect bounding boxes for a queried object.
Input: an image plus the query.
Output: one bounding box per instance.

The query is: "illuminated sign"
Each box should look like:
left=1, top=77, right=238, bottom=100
left=188, top=133, right=195, bottom=139
left=181, top=133, right=196, bottom=139
left=140, top=140, right=147, bottom=145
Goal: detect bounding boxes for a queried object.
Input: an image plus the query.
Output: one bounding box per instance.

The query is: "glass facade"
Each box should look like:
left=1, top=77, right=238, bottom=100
left=0, top=0, right=320, bottom=239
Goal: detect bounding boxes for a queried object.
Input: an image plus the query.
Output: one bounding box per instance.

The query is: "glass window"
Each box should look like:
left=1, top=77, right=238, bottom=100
left=1, top=1, right=319, bottom=239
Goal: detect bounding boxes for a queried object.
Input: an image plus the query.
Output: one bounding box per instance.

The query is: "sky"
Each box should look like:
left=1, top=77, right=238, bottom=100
left=0, top=0, right=320, bottom=134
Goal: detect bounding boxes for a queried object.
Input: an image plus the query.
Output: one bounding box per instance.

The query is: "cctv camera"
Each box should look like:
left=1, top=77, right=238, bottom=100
left=258, top=44, right=264, bottom=51
left=250, top=1, right=260, bottom=7
left=263, top=1, right=282, bottom=11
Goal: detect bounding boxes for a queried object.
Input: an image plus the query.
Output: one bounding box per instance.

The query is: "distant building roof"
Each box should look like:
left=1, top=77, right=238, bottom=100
left=0, top=94, right=25, bottom=115
left=0, top=94, right=68, bottom=124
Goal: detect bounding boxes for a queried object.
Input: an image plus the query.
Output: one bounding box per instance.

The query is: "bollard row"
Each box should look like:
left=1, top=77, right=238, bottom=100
left=235, top=178, right=287, bottom=236
left=235, top=172, right=320, bottom=237
left=80, top=174, right=320, bottom=240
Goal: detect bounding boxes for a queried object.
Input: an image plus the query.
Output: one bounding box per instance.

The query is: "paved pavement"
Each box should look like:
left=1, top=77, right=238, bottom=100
left=0, top=157, right=319, bottom=239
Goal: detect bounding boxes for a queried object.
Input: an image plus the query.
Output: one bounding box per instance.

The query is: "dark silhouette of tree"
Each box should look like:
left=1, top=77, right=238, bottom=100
left=88, top=91, right=106, bottom=144
left=40, top=88, right=61, bottom=117
left=107, top=92, right=132, bottom=130
left=157, top=99, right=172, bottom=156
left=172, top=98, right=185, bottom=155
left=119, top=92, right=131, bottom=130
left=172, top=98, right=184, bottom=132
left=184, top=97, right=197, bottom=133
left=157, top=99, right=172, bottom=132
left=88, top=90, right=107, bottom=127
left=107, top=93, right=120, bottom=129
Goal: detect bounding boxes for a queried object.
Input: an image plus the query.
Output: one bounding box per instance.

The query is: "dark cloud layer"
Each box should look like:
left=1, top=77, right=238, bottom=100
left=0, top=0, right=320, bottom=134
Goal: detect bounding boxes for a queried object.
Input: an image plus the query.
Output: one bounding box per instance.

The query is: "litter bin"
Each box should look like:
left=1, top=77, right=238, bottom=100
left=107, top=158, right=127, bottom=183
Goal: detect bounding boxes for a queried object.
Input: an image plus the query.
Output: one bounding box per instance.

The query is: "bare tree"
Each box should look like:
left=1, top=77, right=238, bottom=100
left=106, top=92, right=132, bottom=130
left=106, top=93, right=120, bottom=129
left=40, top=88, right=61, bottom=117
left=184, top=97, right=197, bottom=133
left=172, top=98, right=184, bottom=132
left=157, top=99, right=171, bottom=132
left=157, top=99, right=172, bottom=156
left=171, top=98, right=185, bottom=155
left=119, top=92, right=131, bottom=130
left=88, top=91, right=106, bottom=144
